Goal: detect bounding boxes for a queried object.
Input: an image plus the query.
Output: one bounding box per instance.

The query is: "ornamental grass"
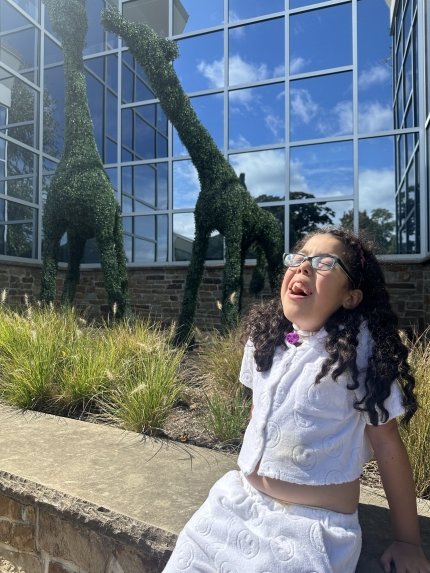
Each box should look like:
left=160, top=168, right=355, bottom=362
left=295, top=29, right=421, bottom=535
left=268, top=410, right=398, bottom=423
left=0, top=293, right=185, bottom=435
left=400, top=328, right=430, bottom=499
left=190, top=328, right=251, bottom=446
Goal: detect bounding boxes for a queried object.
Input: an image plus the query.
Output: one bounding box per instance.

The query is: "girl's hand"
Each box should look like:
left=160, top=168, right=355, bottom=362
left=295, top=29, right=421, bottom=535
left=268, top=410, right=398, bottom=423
left=380, top=540, right=430, bottom=573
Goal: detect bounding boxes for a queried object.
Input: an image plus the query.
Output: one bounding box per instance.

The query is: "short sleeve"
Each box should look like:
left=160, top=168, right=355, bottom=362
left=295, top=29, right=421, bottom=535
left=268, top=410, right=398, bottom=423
left=239, top=340, right=255, bottom=389
left=361, top=380, right=406, bottom=425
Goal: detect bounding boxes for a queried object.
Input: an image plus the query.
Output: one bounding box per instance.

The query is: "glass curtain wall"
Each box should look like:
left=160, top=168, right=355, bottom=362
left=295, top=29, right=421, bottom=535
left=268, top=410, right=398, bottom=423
left=0, top=0, right=428, bottom=264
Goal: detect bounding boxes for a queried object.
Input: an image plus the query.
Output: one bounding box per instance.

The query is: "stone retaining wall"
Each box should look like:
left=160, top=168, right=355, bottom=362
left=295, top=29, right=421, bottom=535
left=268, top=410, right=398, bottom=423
left=0, top=474, right=171, bottom=573
left=0, top=260, right=429, bottom=329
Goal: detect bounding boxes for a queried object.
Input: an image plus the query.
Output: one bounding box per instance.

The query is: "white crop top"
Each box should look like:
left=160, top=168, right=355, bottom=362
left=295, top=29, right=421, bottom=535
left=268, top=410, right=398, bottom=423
left=238, top=324, right=405, bottom=486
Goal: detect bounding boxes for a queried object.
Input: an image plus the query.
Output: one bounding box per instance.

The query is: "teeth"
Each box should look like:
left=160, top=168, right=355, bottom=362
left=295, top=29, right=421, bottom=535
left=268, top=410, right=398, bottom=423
left=291, top=282, right=310, bottom=295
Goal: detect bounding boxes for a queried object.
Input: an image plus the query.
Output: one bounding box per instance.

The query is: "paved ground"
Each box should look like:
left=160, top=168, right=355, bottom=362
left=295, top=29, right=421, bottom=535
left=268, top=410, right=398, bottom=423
left=0, top=405, right=428, bottom=571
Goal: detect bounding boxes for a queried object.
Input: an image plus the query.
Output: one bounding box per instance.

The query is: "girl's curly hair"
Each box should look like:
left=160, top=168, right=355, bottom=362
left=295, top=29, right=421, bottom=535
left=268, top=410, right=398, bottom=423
left=242, top=227, right=417, bottom=426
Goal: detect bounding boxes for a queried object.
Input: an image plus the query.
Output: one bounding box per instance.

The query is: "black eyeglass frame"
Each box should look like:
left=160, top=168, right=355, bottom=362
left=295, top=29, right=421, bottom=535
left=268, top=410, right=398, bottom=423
left=283, top=253, right=357, bottom=287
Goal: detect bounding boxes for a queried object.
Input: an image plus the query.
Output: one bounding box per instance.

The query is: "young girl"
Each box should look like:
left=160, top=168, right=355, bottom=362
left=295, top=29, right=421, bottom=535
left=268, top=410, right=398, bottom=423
left=163, top=228, right=430, bottom=573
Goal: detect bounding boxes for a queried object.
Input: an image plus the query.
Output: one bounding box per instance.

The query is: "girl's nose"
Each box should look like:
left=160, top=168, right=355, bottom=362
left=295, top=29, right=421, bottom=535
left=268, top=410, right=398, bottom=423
left=296, top=258, right=312, bottom=274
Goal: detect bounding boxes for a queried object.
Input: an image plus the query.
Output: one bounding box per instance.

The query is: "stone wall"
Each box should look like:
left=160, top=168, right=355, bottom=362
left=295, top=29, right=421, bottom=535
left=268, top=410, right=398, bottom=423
left=0, top=260, right=429, bottom=330
left=0, top=479, right=170, bottom=573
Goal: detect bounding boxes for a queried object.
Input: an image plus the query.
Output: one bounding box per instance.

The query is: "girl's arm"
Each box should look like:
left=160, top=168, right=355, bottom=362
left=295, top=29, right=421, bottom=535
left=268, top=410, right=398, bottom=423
left=366, top=419, right=430, bottom=573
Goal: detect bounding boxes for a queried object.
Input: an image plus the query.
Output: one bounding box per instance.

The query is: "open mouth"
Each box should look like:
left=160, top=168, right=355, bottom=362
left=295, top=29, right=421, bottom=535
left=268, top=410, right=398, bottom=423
left=289, top=282, right=312, bottom=296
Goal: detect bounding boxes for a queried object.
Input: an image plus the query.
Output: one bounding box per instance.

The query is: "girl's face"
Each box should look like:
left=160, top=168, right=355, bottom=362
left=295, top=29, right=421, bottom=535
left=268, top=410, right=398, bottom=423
left=281, top=234, right=362, bottom=331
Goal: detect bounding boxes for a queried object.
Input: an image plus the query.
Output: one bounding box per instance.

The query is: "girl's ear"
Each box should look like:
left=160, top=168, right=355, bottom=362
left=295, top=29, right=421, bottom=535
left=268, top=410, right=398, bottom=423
left=343, top=289, right=363, bottom=310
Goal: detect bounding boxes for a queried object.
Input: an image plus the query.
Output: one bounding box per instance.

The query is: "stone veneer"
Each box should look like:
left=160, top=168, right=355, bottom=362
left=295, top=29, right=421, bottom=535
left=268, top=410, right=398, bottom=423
left=0, top=482, right=169, bottom=573
left=0, top=260, right=429, bottom=330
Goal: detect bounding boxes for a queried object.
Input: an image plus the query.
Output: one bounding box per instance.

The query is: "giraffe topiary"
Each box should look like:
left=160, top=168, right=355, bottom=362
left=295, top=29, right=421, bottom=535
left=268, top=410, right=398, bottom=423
left=40, top=0, right=129, bottom=318
left=102, top=8, right=284, bottom=342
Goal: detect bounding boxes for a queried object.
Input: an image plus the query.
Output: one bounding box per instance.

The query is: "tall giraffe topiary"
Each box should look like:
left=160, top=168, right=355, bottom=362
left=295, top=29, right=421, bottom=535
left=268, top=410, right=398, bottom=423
left=40, top=0, right=129, bottom=317
left=102, top=8, right=284, bottom=342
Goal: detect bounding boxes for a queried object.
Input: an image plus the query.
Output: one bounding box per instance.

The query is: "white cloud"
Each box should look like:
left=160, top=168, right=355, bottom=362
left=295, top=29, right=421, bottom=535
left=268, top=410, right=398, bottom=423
left=197, top=58, right=224, bottom=88
left=230, top=149, right=285, bottom=199
left=290, top=88, right=319, bottom=124
left=290, top=159, right=353, bottom=198
left=229, top=54, right=269, bottom=85
left=228, top=134, right=251, bottom=148
left=332, top=100, right=353, bottom=135
left=359, top=168, right=395, bottom=213
left=290, top=57, right=308, bottom=75
left=265, top=114, right=284, bottom=140
left=359, top=102, right=392, bottom=132
left=359, top=65, right=391, bottom=90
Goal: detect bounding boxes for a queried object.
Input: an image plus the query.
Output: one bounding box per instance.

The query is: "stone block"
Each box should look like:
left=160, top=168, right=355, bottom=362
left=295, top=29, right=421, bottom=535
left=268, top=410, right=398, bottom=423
left=0, top=521, right=34, bottom=552
left=48, top=561, right=82, bottom=573
left=0, top=548, right=42, bottom=573
left=39, top=511, right=109, bottom=573
left=107, top=545, right=161, bottom=573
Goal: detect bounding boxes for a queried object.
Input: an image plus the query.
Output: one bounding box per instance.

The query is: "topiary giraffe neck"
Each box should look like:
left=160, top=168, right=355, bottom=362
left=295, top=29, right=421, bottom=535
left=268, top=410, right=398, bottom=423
left=102, top=10, right=237, bottom=188
left=61, top=44, right=100, bottom=159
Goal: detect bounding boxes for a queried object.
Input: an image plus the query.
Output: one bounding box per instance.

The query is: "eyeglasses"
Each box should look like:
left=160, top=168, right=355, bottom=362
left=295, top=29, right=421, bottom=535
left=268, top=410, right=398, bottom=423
left=283, top=253, right=356, bottom=286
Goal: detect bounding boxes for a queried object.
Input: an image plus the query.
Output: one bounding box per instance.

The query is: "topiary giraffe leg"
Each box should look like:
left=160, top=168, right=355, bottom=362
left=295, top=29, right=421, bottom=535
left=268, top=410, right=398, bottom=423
left=174, top=226, right=210, bottom=345
left=40, top=226, right=63, bottom=304
left=96, top=232, right=126, bottom=318
left=221, top=222, right=243, bottom=331
left=61, top=233, right=86, bottom=306
left=113, top=207, right=129, bottom=306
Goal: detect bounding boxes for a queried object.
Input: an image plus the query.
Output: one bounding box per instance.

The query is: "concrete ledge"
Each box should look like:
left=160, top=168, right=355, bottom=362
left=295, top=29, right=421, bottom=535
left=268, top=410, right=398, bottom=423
left=0, top=406, right=428, bottom=572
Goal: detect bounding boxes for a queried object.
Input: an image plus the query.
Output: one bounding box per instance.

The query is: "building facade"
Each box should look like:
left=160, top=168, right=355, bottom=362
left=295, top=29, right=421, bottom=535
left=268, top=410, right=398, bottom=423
left=0, top=0, right=429, bottom=327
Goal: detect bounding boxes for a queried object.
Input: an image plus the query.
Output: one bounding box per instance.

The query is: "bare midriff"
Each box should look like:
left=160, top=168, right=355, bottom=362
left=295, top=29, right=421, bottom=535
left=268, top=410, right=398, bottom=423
left=245, top=463, right=360, bottom=514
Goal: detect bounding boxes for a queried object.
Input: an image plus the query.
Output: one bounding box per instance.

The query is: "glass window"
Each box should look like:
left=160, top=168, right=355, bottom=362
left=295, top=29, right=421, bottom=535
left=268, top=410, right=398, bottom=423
left=121, top=104, right=168, bottom=162
left=289, top=200, right=352, bottom=249
left=229, top=149, right=286, bottom=200
left=290, top=4, right=352, bottom=75
left=173, top=160, right=199, bottom=209
left=13, top=0, right=39, bottom=21
left=5, top=141, right=37, bottom=177
left=106, top=54, right=118, bottom=92
left=290, top=0, right=330, bottom=9
left=290, top=72, right=352, bottom=141
left=229, top=19, right=284, bottom=86
left=173, top=212, right=194, bottom=261
left=84, top=0, right=117, bottom=55
left=229, top=0, right=284, bottom=22
left=229, top=82, right=285, bottom=149
left=0, top=3, right=39, bottom=83
left=44, top=35, right=63, bottom=67
left=0, top=72, right=39, bottom=149
left=359, top=137, right=396, bottom=254
left=290, top=141, right=353, bottom=199
left=122, top=163, right=168, bottom=213
left=357, top=0, right=393, bottom=133
left=131, top=215, right=168, bottom=263
left=5, top=176, right=38, bottom=203
left=43, top=66, right=64, bottom=157
left=121, top=54, right=155, bottom=104
left=106, top=91, right=118, bottom=141
left=175, top=0, right=223, bottom=34
left=0, top=201, right=36, bottom=258
left=173, top=93, right=224, bottom=156
left=175, top=31, right=223, bottom=93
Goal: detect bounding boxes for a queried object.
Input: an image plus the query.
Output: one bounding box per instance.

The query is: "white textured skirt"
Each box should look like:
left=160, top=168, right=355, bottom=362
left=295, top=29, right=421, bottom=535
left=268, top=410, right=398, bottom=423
left=162, top=470, right=362, bottom=573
